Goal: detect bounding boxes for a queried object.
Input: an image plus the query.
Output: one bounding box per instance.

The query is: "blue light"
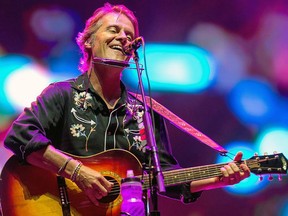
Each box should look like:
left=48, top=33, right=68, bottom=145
left=0, top=54, right=53, bottom=115
left=122, top=44, right=216, bottom=93
left=0, top=55, right=32, bottom=115
left=216, top=141, right=269, bottom=196
left=29, top=7, right=76, bottom=42
left=280, top=198, right=288, bottom=216
left=274, top=97, right=288, bottom=127
left=228, top=78, right=278, bottom=127
left=256, top=127, right=288, bottom=157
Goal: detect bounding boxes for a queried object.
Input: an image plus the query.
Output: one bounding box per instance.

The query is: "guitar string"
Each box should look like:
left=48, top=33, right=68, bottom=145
left=104, top=162, right=249, bottom=196
left=159, top=162, right=254, bottom=188
left=99, top=158, right=278, bottom=197
left=162, top=158, right=278, bottom=185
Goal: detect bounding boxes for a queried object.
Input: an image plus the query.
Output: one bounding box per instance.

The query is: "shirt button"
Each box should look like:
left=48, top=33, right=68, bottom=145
left=107, top=131, right=112, bottom=136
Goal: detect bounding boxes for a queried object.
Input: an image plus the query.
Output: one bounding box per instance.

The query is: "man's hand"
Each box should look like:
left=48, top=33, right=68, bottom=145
left=75, top=165, right=114, bottom=206
left=219, top=152, right=250, bottom=186
left=190, top=151, right=251, bottom=192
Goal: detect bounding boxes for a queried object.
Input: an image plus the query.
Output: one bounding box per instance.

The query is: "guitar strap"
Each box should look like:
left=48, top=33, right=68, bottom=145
left=129, top=92, right=228, bottom=154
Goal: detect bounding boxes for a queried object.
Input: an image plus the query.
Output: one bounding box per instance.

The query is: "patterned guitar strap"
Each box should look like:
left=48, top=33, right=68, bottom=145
left=129, top=92, right=228, bottom=154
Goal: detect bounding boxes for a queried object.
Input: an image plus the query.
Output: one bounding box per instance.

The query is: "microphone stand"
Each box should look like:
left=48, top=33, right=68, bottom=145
left=132, top=50, right=165, bottom=216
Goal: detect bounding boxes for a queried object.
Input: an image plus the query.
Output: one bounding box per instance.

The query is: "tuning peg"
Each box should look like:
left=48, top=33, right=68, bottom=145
left=264, top=152, right=268, bottom=155
left=268, top=174, right=273, bottom=181
left=259, top=175, right=263, bottom=181
left=254, top=152, right=260, bottom=160
left=278, top=175, right=282, bottom=181
left=273, top=151, right=278, bottom=154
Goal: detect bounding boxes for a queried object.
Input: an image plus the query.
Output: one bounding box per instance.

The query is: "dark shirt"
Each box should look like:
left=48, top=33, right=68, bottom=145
left=4, top=72, right=201, bottom=203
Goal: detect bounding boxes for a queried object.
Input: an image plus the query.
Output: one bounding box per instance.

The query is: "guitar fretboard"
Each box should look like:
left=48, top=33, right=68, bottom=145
left=140, top=160, right=260, bottom=189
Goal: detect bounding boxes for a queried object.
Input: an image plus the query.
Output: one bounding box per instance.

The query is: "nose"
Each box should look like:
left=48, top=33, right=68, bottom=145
left=116, top=30, right=128, bottom=44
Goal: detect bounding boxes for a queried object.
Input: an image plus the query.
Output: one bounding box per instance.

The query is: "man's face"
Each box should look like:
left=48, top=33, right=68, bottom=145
left=89, top=12, right=135, bottom=62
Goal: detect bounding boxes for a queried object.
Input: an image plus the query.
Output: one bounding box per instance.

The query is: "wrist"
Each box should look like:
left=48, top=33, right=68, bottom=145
left=190, top=177, right=223, bottom=192
left=60, top=158, right=82, bottom=180
left=70, top=161, right=83, bottom=182
left=57, top=157, right=72, bottom=175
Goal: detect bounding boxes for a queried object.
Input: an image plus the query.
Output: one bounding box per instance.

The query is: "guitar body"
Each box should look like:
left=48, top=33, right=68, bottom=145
left=0, top=149, right=143, bottom=216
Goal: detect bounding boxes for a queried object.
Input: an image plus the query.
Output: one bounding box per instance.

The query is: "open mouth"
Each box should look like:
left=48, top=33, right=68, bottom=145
left=110, top=45, right=124, bottom=54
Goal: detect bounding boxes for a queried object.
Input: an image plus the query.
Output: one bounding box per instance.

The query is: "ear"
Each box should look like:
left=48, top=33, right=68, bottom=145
left=84, top=40, right=92, bottom=49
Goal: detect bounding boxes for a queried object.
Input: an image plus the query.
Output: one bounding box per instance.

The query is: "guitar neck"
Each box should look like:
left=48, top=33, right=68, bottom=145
left=139, top=152, right=288, bottom=189
left=140, top=162, right=233, bottom=190
left=164, top=163, right=225, bottom=186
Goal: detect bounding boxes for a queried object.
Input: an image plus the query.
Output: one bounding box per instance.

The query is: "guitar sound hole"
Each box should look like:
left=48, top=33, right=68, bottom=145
left=99, top=176, right=120, bottom=203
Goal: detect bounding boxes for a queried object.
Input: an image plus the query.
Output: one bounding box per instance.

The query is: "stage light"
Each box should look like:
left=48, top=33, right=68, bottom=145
left=228, top=78, right=278, bottom=127
left=280, top=198, right=288, bottom=216
left=0, top=54, right=51, bottom=115
left=216, top=141, right=269, bottom=196
left=256, top=127, right=288, bottom=157
left=122, top=44, right=216, bottom=93
left=5, top=63, right=51, bottom=112
left=29, top=7, right=75, bottom=42
left=0, top=55, right=32, bottom=115
left=47, top=42, right=80, bottom=80
left=187, top=23, right=249, bottom=93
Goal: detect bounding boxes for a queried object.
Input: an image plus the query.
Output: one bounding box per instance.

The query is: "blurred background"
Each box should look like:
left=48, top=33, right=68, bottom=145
left=1, top=0, right=288, bottom=215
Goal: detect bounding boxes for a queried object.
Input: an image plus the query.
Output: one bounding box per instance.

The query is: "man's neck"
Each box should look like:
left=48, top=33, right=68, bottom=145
left=88, top=65, right=123, bottom=109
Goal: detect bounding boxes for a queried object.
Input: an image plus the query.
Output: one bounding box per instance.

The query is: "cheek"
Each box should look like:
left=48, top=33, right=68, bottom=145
left=91, top=41, right=104, bottom=54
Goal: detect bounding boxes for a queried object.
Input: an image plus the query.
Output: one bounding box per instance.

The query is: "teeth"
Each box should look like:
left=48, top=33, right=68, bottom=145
left=111, top=45, right=122, bottom=51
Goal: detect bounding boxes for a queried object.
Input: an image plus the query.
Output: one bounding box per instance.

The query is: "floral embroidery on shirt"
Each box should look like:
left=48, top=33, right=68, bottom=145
left=126, top=101, right=144, bottom=120
left=125, top=100, right=148, bottom=152
left=73, top=91, right=92, bottom=111
left=70, top=124, right=85, bottom=137
left=71, top=90, right=97, bottom=152
left=70, top=123, right=96, bottom=151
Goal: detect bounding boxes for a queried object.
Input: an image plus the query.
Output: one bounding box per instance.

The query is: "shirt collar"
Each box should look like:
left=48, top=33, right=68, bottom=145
left=71, top=72, right=91, bottom=91
left=71, top=72, right=130, bottom=110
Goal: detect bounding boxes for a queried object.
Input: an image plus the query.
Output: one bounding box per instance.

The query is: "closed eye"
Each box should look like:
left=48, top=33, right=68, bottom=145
left=108, top=26, right=118, bottom=34
left=127, top=35, right=133, bottom=42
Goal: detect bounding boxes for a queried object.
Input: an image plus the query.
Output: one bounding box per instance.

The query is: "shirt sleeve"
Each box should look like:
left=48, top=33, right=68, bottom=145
left=4, top=83, right=65, bottom=161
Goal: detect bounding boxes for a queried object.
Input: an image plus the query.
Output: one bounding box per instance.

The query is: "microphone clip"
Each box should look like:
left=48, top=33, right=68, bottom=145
left=123, top=37, right=143, bottom=56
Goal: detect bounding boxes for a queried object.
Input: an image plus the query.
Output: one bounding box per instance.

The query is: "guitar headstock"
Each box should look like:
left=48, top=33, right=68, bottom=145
left=246, top=153, right=288, bottom=176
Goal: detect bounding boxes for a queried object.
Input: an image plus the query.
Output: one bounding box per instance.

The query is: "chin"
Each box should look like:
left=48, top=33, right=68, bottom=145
left=109, top=52, right=128, bottom=62
left=112, top=56, right=128, bottom=62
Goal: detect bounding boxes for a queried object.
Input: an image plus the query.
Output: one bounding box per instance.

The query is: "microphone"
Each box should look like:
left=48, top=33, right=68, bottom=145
left=123, top=37, right=143, bottom=56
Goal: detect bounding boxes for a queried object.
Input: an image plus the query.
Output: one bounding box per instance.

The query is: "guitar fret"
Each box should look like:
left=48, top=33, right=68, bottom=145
left=162, top=164, right=227, bottom=186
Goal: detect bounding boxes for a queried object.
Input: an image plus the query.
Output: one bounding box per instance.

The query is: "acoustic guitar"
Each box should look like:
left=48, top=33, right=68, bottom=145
left=0, top=149, right=287, bottom=216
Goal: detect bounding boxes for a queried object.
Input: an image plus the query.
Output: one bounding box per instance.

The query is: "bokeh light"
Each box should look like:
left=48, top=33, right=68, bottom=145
left=29, top=7, right=75, bottom=42
left=256, top=127, right=288, bottom=157
left=122, top=44, right=216, bottom=93
left=5, top=63, right=51, bottom=111
left=187, top=23, right=249, bottom=93
left=0, top=55, right=32, bottom=115
left=0, top=54, right=51, bottom=114
left=280, top=198, right=288, bottom=216
left=228, top=78, right=278, bottom=127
